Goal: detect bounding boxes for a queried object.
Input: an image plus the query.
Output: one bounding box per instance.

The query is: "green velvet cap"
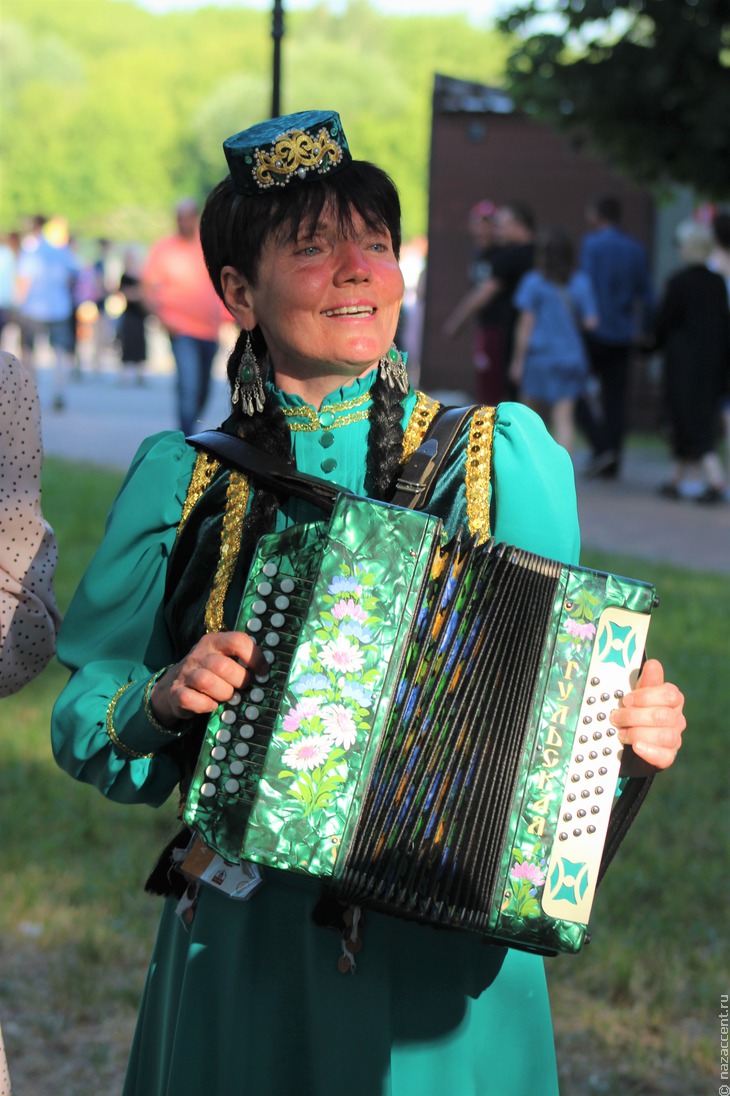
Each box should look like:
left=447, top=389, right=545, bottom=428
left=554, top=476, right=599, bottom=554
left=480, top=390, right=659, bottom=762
left=223, top=110, right=352, bottom=196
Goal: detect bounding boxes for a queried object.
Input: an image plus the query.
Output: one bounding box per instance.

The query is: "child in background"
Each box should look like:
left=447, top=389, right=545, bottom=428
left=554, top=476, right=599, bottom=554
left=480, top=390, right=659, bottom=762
left=510, top=228, right=598, bottom=452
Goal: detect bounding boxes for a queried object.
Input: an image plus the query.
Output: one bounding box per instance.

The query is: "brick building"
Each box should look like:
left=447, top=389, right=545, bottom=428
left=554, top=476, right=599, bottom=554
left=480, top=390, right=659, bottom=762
left=421, top=74, right=670, bottom=428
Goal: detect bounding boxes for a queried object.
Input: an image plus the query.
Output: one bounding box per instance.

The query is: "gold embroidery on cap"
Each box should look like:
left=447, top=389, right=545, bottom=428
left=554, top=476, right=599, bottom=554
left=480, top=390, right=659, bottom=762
left=255, top=128, right=343, bottom=189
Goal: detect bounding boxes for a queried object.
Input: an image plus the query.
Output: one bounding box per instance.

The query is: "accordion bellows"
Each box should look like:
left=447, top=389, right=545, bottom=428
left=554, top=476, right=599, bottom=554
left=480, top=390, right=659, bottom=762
left=183, top=495, right=655, bottom=955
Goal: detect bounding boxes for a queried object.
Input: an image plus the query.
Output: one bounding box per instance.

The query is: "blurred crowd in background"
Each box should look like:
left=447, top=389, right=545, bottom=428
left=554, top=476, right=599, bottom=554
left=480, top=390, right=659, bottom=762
left=1, top=196, right=729, bottom=502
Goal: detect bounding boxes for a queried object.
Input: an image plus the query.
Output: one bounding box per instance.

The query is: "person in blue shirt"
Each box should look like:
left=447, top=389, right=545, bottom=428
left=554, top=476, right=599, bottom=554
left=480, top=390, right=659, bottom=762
left=577, top=195, right=653, bottom=478
left=510, top=228, right=598, bottom=453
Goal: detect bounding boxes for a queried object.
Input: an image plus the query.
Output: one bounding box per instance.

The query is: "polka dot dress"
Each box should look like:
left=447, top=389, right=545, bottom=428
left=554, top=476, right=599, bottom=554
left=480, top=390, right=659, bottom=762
left=0, top=351, right=60, bottom=697
left=0, top=1022, right=10, bottom=1095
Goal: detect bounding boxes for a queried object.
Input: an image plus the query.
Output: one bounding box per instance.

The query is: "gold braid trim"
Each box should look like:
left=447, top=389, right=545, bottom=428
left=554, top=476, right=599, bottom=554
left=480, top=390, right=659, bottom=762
left=193, top=389, right=441, bottom=637
left=465, top=405, right=496, bottom=544
left=281, top=390, right=371, bottom=431
left=106, top=682, right=155, bottom=759
left=143, top=667, right=184, bottom=736
left=204, top=470, right=251, bottom=634
left=402, top=390, right=440, bottom=462
left=177, top=451, right=220, bottom=540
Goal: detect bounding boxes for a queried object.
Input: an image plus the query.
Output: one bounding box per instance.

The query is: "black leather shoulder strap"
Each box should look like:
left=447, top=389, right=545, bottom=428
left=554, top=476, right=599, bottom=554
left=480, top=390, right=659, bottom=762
left=187, top=403, right=479, bottom=516
left=389, top=405, right=478, bottom=509
left=186, top=430, right=349, bottom=515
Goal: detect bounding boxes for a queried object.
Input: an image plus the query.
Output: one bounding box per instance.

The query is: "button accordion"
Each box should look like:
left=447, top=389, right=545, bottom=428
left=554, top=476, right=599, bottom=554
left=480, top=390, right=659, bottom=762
left=183, top=495, right=656, bottom=955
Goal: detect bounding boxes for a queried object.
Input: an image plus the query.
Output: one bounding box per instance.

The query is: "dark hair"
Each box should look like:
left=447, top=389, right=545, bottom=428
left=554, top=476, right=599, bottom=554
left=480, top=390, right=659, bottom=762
left=201, top=160, right=401, bottom=291
left=535, top=228, right=575, bottom=285
left=503, top=202, right=536, bottom=234
left=593, top=195, right=622, bottom=224
left=713, top=211, right=730, bottom=250
left=200, top=161, right=407, bottom=564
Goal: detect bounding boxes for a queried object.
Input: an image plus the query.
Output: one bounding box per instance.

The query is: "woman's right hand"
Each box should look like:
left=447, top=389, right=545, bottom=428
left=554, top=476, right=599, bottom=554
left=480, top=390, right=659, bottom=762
left=150, top=632, right=268, bottom=728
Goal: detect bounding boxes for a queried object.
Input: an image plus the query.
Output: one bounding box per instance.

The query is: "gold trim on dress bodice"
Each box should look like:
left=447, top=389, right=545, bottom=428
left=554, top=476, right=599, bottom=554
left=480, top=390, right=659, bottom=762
left=465, top=406, right=496, bottom=545
left=177, top=392, right=492, bottom=633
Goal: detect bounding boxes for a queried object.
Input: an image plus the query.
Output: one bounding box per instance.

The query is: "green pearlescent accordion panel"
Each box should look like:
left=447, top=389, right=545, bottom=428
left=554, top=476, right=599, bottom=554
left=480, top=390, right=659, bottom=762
left=241, top=497, right=441, bottom=875
left=183, top=520, right=330, bottom=859
left=485, top=567, right=655, bottom=954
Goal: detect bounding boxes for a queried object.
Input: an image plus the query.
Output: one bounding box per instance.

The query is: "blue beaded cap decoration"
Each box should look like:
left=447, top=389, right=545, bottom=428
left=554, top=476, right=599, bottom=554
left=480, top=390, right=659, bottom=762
left=223, top=110, right=352, bottom=195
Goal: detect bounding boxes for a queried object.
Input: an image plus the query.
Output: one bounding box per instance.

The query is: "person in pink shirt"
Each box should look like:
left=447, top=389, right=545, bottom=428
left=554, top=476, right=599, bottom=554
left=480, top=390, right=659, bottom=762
left=143, top=199, right=224, bottom=434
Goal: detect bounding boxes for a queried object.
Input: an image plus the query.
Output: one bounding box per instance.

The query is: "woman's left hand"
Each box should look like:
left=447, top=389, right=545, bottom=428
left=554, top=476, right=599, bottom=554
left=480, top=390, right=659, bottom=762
left=611, top=658, right=686, bottom=770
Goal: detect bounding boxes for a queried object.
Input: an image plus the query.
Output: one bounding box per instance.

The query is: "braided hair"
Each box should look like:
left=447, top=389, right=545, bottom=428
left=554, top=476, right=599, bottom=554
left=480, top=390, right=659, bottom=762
left=200, top=162, right=407, bottom=551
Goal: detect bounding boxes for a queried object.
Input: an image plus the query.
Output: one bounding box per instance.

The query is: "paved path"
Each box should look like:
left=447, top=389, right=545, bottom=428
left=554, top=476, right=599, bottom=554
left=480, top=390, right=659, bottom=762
left=34, top=362, right=729, bottom=577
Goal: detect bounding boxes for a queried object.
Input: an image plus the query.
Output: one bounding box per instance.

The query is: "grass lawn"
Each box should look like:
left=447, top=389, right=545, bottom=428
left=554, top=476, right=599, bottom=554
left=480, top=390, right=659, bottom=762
left=1, top=457, right=726, bottom=1095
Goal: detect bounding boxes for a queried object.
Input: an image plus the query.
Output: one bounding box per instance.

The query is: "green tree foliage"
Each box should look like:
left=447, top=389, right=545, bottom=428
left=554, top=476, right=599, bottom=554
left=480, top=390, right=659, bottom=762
left=497, top=0, right=730, bottom=199
left=0, top=0, right=510, bottom=241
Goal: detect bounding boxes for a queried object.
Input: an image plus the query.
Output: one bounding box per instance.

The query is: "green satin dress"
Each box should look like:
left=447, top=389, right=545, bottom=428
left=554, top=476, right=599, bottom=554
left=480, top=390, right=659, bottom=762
left=52, top=370, right=580, bottom=1096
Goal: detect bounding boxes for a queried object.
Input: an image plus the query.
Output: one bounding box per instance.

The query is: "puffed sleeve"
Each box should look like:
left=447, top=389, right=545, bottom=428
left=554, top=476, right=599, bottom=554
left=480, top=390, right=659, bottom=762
left=427, top=401, right=580, bottom=564
left=491, top=402, right=581, bottom=563
left=51, top=431, right=197, bottom=807
left=0, top=352, right=61, bottom=697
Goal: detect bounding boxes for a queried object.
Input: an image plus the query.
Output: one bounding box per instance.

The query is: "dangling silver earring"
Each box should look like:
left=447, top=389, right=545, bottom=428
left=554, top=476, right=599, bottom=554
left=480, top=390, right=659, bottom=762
left=233, top=330, right=266, bottom=416
left=378, top=343, right=409, bottom=395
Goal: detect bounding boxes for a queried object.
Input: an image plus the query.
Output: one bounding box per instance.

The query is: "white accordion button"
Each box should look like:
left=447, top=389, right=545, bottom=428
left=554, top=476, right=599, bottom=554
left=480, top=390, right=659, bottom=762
left=246, top=618, right=263, bottom=633
left=279, top=578, right=295, bottom=594
left=275, top=595, right=290, bottom=610
left=221, top=709, right=236, bottom=725
left=229, top=760, right=245, bottom=776
left=216, top=728, right=232, bottom=744
left=224, top=778, right=240, bottom=794
left=211, top=745, right=227, bottom=761
left=270, top=613, right=286, bottom=629
left=257, top=581, right=273, bottom=596
left=252, top=600, right=268, bottom=616
left=239, top=724, right=255, bottom=739
left=249, top=687, right=265, bottom=703
left=234, top=742, right=250, bottom=757
left=200, top=782, right=217, bottom=798
left=205, top=764, right=221, bottom=779
left=262, top=562, right=279, bottom=577
left=265, top=632, right=280, bottom=647
left=244, top=705, right=260, bottom=720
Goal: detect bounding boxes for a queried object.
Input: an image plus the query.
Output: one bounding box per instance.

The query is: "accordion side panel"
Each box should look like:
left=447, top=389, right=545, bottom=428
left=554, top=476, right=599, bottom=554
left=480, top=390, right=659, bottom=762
left=182, top=520, right=328, bottom=864
left=487, top=568, right=656, bottom=954
left=241, top=497, right=441, bottom=876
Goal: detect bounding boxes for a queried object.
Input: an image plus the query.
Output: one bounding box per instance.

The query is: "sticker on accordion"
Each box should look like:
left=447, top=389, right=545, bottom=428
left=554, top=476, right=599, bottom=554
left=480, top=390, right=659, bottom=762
left=179, top=835, right=264, bottom=901
left=541, top=605, right=651, bottom=924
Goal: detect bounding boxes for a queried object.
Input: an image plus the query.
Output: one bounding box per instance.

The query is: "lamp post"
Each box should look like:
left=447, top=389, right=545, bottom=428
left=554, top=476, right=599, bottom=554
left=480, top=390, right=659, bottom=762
left=272, top=0, right=284, bottom=117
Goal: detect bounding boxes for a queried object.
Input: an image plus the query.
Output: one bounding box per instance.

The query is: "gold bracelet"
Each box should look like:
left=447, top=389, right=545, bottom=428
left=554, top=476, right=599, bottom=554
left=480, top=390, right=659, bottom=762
left=143, top=667, right=182, bottom=736
left=106, top=682, right=155, bottom=759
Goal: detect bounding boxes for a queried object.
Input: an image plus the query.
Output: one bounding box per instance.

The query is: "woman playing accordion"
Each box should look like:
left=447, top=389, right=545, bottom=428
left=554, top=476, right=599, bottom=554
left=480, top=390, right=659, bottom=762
left=52, top=111, right=685, bottom=1096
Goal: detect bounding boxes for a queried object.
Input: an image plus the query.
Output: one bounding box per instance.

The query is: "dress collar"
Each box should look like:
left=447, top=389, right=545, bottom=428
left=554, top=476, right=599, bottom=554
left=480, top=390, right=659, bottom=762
left=266, top=369, right=380, bottom=432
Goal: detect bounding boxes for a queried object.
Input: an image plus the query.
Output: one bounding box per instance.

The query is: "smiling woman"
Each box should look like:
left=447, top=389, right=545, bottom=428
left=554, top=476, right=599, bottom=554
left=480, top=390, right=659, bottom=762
left=51, top=109, right=686, bottom=1096
left=219, top=209, right=404, bottom=403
